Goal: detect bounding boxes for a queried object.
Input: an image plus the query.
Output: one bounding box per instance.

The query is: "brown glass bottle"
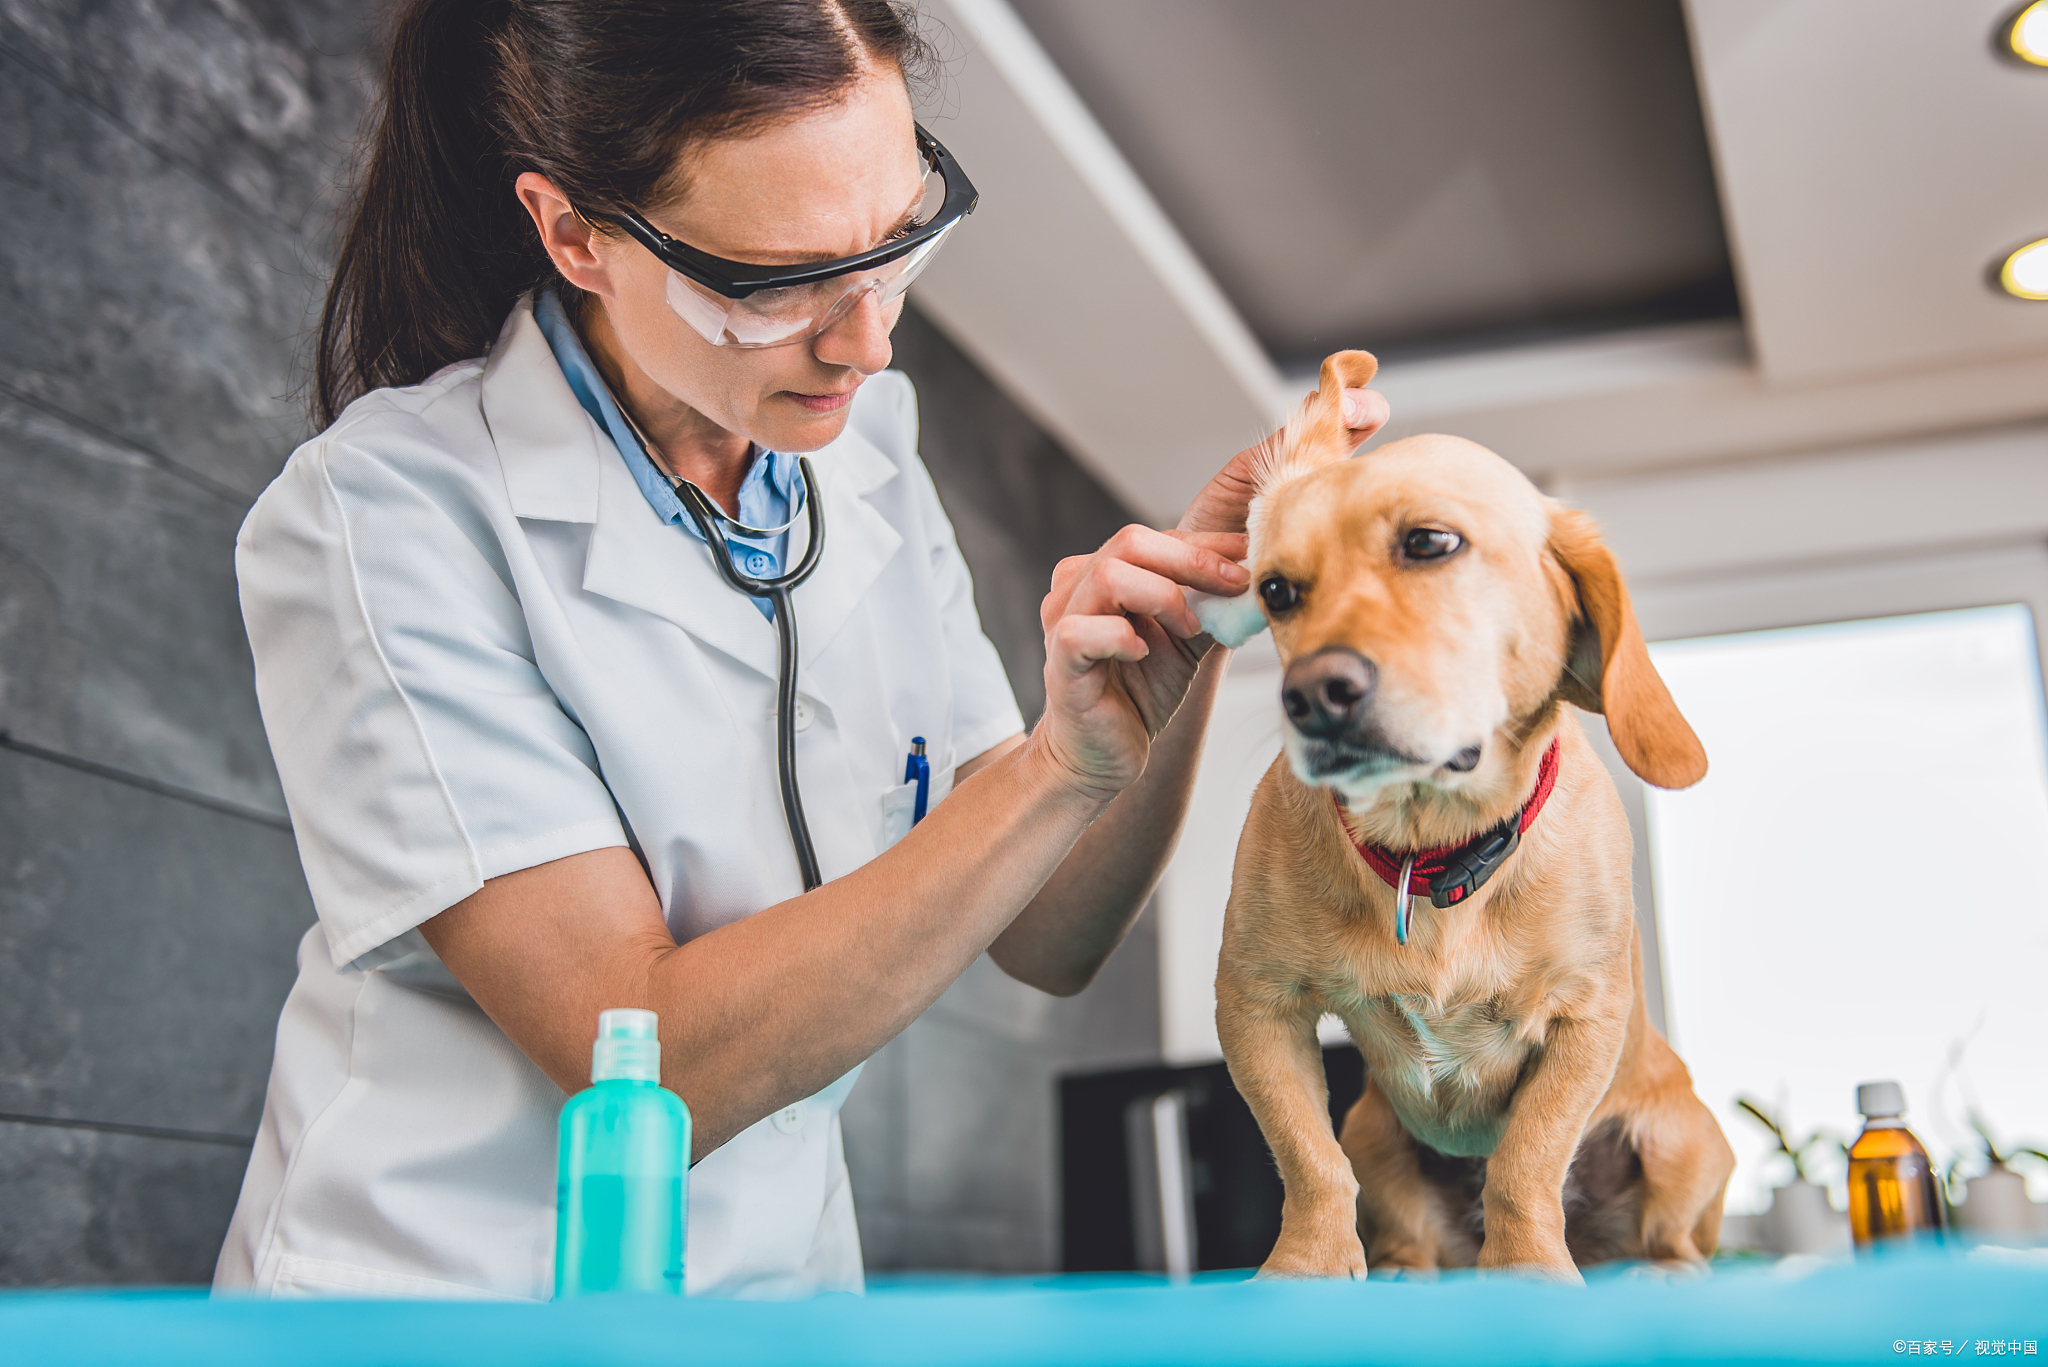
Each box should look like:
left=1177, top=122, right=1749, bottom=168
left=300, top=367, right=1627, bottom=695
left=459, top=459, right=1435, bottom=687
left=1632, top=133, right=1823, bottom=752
left=1846, top=1081, right=1946, bottom=1250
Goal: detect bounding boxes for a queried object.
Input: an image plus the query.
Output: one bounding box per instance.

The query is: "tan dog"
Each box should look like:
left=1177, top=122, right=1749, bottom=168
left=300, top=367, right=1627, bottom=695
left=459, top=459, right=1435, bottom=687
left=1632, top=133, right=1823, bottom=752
left=1210, top=351, right=1733, bottom=1281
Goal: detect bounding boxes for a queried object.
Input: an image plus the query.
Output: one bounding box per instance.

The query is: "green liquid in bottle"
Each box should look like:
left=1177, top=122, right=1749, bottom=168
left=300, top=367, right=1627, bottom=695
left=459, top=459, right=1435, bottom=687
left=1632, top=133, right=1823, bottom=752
left=554, top=1010, right=691, bottom=1297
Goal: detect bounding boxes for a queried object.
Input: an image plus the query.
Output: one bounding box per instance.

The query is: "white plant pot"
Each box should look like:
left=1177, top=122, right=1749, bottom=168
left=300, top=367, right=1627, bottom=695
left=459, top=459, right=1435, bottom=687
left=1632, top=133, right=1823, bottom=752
left=1762, top=1178, right=1849, bottom=1255
left=1958, top=1167, right=2036, bottom=1237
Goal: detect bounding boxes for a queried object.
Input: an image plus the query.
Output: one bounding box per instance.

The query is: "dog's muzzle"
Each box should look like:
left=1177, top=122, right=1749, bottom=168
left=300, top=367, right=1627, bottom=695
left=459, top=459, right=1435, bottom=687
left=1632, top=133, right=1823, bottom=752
left=1282, top=647, right=1375, bottom=737
left=1281, top=647, right=1423, bottom=778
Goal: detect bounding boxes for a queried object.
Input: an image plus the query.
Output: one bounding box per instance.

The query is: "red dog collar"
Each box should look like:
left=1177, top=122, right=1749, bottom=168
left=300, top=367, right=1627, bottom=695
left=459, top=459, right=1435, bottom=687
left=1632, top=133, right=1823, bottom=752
left=1338, top=738, right=1561, bottom=931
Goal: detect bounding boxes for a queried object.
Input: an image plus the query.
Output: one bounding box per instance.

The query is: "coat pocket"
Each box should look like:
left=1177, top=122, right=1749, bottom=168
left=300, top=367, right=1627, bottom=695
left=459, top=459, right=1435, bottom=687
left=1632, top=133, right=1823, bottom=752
left=876, top=751, right=955, bottom=851
left=878, top=779, right=920, bottom=851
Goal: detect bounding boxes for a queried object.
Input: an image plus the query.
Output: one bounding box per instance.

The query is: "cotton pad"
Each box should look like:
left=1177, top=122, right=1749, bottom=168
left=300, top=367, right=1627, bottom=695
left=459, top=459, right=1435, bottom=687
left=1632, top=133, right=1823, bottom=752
left=1178, top=347, right=1378, bottom=653
left=1187, top=584, right=1268, bottom=648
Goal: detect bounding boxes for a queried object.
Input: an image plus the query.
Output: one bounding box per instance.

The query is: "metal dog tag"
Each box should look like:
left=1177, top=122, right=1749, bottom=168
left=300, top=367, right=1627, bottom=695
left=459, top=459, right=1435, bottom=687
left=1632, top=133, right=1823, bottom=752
left=1394, top=853, right=1416, bottom=946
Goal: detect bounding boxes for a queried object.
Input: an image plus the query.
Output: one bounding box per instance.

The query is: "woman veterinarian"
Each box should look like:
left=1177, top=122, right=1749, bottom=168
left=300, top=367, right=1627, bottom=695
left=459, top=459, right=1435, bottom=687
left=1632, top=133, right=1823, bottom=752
left=214, top=0, right=1387, bottom=1300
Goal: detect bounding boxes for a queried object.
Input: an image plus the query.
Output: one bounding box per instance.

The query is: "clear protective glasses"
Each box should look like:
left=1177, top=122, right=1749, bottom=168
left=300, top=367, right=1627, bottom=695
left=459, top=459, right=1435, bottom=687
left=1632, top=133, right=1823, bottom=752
left=608, top=124, right=977, bottom=349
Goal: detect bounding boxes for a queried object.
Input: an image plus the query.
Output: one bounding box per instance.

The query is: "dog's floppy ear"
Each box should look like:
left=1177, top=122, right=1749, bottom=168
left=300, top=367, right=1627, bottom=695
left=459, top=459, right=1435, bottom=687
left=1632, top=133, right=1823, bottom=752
left=1253, top=349, right=1380, bottom=497
left=1197, top=350, right=1382, bottom=648
left=1319, top=349, right=1380, bottom=399
left=1547, top=506, right=1707, bottom=790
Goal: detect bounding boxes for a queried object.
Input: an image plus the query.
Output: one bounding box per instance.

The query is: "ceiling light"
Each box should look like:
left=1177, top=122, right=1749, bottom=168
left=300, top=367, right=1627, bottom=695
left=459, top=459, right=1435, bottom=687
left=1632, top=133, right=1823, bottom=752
left=2000, top=0, right=2048, bottom=66
left=1997, top=238, right=2048, bottom=300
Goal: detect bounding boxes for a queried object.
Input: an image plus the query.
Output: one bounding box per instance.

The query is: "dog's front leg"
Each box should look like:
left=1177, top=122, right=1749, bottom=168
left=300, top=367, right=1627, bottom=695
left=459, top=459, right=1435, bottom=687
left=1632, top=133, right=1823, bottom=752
left=1217, top=967, right=1366, bottom=1279
left=1479, top=981, right=1630, bottom=1281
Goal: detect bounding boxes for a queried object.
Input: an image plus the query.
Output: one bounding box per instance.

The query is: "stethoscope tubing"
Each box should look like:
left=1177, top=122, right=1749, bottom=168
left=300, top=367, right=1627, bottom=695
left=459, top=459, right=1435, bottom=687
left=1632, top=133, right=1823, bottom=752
left=672, top=456, right=828, bottom=892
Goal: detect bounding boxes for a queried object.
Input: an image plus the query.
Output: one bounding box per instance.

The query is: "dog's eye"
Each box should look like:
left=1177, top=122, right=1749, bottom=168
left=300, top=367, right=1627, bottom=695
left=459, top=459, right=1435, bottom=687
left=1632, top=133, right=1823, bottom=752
left=1258, top=575, right=1301, bottom=614
left=1401, top=527, right=1463, bottom=561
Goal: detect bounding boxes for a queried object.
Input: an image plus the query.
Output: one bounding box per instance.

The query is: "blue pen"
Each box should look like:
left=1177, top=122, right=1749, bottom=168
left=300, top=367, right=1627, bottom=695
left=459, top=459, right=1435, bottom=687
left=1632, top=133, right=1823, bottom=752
left=905, top=737, right=931, bottom=825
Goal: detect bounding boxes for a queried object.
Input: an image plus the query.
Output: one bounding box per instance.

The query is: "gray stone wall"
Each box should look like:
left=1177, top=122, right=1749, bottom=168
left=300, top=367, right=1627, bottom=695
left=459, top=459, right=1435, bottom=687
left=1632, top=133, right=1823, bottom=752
left=0, top=0, right=369, bottom=1285
left=0, top=2, right=1158, bottom=1285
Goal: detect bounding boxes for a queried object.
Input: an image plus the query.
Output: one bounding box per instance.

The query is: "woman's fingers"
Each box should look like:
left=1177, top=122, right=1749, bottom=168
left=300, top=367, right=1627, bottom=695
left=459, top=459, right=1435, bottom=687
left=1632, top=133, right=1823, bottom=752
left=1341, top=386, right=1390, bottom=446
left=1047, top=612, right=1149, bottom=675
left=1041, top=525, right=1250, bottom=629
left=1032, top=523, right=1254, bottom=798
left=1035, top=611, right=1151, bottom=798
left=1096, top=524, right=1247, bottom=595
left=1044, top=554, right=1091, bottom=626
left=1066, top=556, right=1203, bottom=639
left=1056, top=528, right=1245, bottom=643
left=1175, top=529, right=1250, bottom=565
left=1030, top=384, right=1389, bottom=801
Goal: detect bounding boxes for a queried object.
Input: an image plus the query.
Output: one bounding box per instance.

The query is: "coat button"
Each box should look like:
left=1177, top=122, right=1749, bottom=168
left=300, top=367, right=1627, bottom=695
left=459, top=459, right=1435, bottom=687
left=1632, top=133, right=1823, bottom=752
left=770, top=1101, right=805, bottom=1134
left=769, top=697, right=815, bottom=731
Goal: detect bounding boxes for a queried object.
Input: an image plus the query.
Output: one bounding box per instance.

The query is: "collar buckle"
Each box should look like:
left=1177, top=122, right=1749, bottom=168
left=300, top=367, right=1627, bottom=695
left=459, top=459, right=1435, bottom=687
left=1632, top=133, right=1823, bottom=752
left=1338, top=736, right=1562, bottom=946
left=1425, top=820, right=1520, bottom=909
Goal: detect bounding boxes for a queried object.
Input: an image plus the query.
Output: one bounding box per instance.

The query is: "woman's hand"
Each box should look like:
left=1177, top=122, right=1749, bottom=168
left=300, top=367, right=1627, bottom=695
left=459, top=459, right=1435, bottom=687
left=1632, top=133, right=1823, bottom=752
left=1031, top=526, right=1247, bottom=800
left=1177, top=387, right=1391, bottom=537
left=1025, top=385, right=1389, bottom=804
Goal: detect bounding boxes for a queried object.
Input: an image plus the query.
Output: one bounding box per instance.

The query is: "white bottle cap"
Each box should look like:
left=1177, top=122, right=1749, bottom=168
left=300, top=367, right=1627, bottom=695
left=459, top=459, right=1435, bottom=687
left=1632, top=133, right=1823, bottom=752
left=1856, top=1080, right=1906, bottom=1118
left=592, top=1008, right=661, bottom=1083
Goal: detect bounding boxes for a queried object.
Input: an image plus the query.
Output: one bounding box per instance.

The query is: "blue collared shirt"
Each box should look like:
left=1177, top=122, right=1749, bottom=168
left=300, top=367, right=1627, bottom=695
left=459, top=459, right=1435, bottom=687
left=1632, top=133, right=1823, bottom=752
left=533, top=289, right=803, bottom=617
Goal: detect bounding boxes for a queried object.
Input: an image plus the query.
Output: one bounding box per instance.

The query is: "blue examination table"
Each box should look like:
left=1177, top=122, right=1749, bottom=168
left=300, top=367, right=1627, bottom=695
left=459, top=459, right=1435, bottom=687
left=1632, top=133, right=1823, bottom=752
left=4, top=1249, right=2041, bottom=1366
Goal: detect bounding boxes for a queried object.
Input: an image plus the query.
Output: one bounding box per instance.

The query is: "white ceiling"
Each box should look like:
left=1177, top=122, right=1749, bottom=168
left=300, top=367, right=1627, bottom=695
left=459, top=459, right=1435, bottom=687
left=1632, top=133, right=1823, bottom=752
left=907, top=0, right=1286, bottom=527
left=1010, top=0, right=1732, bottom=361
left=1689, top=0, right=2048, bottom=383
left=909, top=0, right=2048, bottom=524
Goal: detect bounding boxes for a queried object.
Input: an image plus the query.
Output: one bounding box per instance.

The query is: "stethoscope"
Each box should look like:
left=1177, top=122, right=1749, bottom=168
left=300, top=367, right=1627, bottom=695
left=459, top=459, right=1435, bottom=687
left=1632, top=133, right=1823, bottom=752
left=619, top=407, right=830, bottom=892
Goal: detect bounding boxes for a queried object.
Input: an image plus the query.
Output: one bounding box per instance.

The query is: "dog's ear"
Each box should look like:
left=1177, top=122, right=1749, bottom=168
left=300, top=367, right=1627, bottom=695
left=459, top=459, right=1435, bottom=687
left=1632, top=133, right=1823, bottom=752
left=1319, top=349, right=1380, bottom=398
left=1254, top=349, right=1379, bottom=498
left=1547, top=506, right=1707, bottom=790
left=1300, top=350, right=1380, bottom=462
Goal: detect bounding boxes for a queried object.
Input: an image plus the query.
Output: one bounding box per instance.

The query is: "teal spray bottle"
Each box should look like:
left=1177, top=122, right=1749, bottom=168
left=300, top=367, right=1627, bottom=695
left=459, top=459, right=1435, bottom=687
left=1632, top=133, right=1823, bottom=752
left=554, top=1008, right=691, bottom=1297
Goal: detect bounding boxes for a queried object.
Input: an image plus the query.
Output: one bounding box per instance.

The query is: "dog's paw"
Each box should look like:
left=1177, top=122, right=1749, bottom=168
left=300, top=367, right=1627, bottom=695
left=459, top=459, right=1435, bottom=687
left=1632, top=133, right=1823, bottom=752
left=1476, top=1241, right=1583, bottom=1284
left=1185, top=584, right=1268, bottom=648
left=1257, top=1231, right=1369, bottom=1281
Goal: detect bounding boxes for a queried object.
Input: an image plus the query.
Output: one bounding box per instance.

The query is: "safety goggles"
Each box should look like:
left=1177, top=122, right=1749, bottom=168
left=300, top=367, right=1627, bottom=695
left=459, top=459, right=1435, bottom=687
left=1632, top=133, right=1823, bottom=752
left=608, top=124, right=977, bottom=349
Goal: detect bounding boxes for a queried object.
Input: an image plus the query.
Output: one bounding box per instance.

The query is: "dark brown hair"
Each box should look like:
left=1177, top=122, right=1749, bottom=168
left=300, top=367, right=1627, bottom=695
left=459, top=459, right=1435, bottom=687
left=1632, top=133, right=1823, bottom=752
left=314, top=0, right=931, bottom=427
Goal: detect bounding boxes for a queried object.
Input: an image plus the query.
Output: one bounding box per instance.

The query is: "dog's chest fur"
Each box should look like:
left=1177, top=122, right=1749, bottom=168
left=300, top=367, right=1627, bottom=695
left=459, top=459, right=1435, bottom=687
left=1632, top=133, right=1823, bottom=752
left=1316, top=931, right=1554, bottom=1158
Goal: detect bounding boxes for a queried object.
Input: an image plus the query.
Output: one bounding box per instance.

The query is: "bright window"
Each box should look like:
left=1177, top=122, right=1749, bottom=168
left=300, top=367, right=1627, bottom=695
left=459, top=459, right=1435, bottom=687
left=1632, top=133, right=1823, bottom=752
left=1645, top=605, right=2048, bottom=1214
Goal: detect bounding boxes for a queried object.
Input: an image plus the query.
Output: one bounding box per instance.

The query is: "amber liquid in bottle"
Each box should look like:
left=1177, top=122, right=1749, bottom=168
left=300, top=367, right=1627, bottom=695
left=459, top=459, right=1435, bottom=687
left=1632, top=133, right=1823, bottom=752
left=1847, top=1119, right=1945, bottom=1249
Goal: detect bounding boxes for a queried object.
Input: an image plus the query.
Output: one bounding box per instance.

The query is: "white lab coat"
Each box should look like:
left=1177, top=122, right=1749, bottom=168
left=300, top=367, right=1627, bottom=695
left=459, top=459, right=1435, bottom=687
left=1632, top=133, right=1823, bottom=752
left=213, top=297, right=1024, bottom=1300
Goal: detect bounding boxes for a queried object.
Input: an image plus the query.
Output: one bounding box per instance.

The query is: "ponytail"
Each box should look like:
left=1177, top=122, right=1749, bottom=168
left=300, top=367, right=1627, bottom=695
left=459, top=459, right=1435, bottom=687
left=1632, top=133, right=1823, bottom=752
left=316, top=0, right=527, bottom=427
left=314, top=0, right=933, bottom=428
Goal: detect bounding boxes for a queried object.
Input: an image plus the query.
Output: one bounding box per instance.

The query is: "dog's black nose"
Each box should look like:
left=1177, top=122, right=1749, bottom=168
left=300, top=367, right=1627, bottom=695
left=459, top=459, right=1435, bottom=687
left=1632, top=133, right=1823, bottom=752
left=1281, top=648, right=1377, bottom=739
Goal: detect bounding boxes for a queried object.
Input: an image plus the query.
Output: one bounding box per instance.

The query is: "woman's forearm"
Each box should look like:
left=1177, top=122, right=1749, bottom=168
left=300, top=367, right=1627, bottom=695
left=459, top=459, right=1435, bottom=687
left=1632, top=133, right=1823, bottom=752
left=425, top=524, right=1261, bottom=1163
left=424, top=734, right=1113, bottom=1159
left=988, top=643, right=1233, bottom=994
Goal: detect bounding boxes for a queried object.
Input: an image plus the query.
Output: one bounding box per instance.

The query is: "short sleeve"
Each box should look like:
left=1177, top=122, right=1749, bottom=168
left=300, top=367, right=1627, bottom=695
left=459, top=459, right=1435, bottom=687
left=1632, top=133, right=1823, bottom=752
left=237, top=423, right=626, bottom=968
left=861, top=372, right=1026, bottom=766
